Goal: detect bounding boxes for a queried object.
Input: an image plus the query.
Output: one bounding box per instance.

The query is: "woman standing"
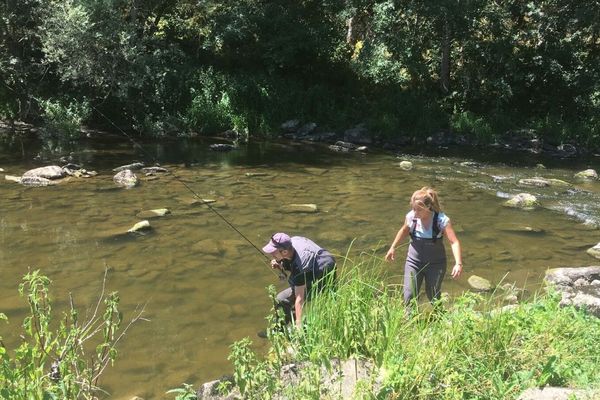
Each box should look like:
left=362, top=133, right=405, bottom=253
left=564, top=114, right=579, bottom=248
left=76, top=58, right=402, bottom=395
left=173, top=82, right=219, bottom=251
left=385, top=187, right=462, bottom=305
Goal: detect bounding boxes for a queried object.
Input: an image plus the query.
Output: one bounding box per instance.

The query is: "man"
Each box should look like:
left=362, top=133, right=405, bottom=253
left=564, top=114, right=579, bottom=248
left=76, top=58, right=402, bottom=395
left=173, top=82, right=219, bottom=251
left=262, top=232, right=336, bottom=329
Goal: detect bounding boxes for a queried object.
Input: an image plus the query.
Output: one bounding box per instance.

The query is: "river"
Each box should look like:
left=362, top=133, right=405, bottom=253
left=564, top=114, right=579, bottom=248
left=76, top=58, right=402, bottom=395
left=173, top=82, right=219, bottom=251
left=0, top=134, right=598, bottom=399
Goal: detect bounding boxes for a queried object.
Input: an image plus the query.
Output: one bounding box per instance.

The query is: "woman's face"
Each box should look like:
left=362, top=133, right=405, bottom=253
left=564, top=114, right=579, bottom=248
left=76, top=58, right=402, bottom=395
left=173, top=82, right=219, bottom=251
left=412, top=203, right=432, bottom=219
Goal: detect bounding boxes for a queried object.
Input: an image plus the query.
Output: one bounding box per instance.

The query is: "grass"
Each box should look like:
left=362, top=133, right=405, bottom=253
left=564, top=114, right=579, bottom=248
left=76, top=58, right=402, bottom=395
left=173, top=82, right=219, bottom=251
left=225, top=254, right=600, bottom=399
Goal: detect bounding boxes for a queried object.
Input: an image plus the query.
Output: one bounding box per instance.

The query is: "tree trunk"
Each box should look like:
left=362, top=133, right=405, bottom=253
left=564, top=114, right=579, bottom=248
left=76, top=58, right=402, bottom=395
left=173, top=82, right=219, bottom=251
left=440, top=17, right=451, bottom=93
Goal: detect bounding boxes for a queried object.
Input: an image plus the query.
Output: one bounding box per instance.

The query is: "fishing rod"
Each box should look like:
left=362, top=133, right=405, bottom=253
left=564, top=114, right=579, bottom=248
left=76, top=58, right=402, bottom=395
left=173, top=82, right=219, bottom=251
left=89, top=106, right=288, bottom=281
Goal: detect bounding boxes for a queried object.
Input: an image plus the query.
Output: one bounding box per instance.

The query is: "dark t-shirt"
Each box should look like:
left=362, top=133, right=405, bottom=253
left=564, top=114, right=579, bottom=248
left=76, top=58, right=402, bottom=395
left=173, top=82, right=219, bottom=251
left=283, top=236, right=335, bottom=287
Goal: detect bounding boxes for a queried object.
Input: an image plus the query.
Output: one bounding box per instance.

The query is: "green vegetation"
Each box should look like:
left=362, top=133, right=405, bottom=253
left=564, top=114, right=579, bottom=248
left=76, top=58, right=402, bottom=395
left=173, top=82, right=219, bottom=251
left=220, top=256, right=600, bottom=399
left=0, top=270, right=144, bottom=400
left=1, top=1, right=599, bottom=146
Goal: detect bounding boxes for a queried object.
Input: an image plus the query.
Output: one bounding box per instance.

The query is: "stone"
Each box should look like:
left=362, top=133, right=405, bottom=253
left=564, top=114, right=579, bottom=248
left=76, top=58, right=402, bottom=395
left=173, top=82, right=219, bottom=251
left=285, top=204, right=318, bottom=213
left=587, top=243, right=600, bottom=259
left=136, top=209, right=171, bottom=219
left=518, top=387, right=600, bottom=400
left=245, top=172, right=268, bottom=177
left=113, top=169, right=139, bottom=188
left=545, top=178, right=571, bottom=187
left=127, top=220, right=151, bottom=233
left=399, top=161, right=413, bottom=171
left=20, top=176, right=55, bottom=187
left=328, top=145, right=351, bottom=153
left=141, top=166, right=169, bottom=174
left=574, top=169, right=598, bottom=181
left=281, top=119, right=301, bottom=132
left=22, top=165, right=65, bottom=179
left=112, top=162, right=145, bottom=172
left=518, top=178, right=550, bottom=187
left=334, top=141, right=357, bottom=150
left=5, top=175, right=21, bottom=183
left=209, top=144, right=236, bottom=152
left=504, top=193, right=539, bottom=209
left=545, top=266, right=600, bottom=318
left=468, top=275, right=493, bottom=292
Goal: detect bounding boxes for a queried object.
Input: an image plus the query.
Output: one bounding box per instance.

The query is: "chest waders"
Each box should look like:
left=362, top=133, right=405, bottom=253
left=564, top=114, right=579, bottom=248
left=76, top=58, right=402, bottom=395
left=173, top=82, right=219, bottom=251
left=403, top=212, right=447, bottom=304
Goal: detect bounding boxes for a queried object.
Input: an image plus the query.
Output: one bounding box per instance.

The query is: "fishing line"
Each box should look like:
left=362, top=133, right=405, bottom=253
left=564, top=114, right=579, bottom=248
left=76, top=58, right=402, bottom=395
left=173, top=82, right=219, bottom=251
left=90, top=106, right=286, bottom=280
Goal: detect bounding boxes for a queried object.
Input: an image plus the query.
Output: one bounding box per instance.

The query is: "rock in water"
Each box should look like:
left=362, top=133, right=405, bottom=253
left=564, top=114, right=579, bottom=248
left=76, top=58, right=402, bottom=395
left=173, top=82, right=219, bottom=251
left=113, top=169, right=139, bottom=188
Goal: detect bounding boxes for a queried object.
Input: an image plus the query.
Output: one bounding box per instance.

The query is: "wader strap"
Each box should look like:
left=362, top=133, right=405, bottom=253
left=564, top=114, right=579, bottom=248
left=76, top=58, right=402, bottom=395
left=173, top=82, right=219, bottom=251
left=410, top=212, right=442, bottom=242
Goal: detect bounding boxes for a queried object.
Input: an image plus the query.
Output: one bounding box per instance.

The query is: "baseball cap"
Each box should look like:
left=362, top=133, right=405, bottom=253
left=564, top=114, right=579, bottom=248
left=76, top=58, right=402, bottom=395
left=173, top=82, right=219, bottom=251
left=262, top=232, right=292, bottom=253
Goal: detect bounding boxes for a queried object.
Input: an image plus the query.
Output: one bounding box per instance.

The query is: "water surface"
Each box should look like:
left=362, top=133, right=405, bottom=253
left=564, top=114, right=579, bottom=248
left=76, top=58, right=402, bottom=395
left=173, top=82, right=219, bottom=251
left=1, top=136, right=598, bottom=398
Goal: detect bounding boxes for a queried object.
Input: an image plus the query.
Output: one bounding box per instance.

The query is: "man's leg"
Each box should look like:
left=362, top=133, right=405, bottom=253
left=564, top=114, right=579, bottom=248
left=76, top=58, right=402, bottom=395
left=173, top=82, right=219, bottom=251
left=275, top=286, right=295, bottom=325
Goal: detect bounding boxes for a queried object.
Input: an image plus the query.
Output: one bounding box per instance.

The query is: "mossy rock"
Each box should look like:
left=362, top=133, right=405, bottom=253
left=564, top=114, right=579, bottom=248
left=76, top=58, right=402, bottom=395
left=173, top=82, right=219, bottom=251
left=504, top=193, right=540, bottom=210
left=574, top=169, right=598, bottom=181
left=468, top=275, right=493, bottom=292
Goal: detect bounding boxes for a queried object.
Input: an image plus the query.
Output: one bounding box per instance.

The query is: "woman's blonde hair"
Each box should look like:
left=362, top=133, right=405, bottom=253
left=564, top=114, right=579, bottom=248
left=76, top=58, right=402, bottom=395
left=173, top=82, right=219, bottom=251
left=410, top=186, right=442, bottom=213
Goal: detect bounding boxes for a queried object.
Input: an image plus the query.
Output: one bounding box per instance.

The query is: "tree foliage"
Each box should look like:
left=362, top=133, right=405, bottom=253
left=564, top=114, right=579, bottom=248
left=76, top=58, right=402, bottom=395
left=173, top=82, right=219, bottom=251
left=1, top=0, right=599, bottom=143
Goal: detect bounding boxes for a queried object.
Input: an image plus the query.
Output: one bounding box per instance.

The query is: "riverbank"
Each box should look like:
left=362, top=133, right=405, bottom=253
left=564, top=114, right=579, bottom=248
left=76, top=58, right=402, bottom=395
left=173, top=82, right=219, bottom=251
left=184, top=262, right=600, bottom=400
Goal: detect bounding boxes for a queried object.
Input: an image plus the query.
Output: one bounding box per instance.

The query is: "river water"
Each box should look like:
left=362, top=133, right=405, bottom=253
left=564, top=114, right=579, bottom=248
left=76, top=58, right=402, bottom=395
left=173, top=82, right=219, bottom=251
left=0, top=135, right=598, bottom=399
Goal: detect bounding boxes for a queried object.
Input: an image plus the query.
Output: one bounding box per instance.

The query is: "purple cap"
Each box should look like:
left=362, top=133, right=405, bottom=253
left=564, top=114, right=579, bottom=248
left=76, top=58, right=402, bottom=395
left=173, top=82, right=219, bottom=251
left=262, top=232, right=292, bottom=253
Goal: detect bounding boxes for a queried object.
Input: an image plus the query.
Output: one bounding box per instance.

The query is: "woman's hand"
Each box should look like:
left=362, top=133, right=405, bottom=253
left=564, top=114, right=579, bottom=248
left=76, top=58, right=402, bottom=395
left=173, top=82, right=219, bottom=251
left=451, top=263, right=462, bottom=278
left=270, top=259, right=282, bottom=270
left=385, top=247, right=395, bottom=262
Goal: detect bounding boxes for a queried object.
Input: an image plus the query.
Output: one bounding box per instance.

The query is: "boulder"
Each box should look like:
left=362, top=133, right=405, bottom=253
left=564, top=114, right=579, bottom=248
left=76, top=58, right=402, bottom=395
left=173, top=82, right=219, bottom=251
left=574, top=169, right=598, bottom=181
left=329, top=145, right=351, bottom=153
left=546, top=178, right=571, bottom=187
left=297, top=122, right=317, bottom=136
left=22, top=165, right=65, bottom=179
left=504, top=193, right=539, bottom=210
left=280, top=119, right=301, bottom=133
left=344, top=124, right=371, bottom=144
left=334, top=141, right=357, bottom=150
left=545, top=266, right=600, bottom=318
left=113, top=162, right=145, bottom=172
left=468, top=275, right=493, bottom=292
left=113, top=169, right=139, bottom=188
left=399, top=161, right=413, bottom=171
left=587, top=243, right=600, bottom=260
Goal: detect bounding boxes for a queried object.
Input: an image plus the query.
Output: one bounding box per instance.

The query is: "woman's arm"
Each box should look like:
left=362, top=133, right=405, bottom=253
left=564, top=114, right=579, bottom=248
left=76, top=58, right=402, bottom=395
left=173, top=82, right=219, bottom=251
left=443, top=221, right=462, bottom=278
left=385, top=222, right=410, bottom=262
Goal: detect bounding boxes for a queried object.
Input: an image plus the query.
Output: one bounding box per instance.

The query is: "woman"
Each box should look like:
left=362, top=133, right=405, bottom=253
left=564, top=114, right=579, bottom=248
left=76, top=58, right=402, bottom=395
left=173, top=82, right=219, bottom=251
left=385, top=187, right=462, bottom=305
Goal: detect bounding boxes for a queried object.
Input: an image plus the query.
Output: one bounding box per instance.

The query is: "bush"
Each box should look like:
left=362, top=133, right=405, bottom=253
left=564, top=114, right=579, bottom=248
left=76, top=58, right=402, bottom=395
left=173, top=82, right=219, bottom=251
left=0, top=269, right=144, bottom=399
left=451, top=111, right=493, bottom=142
left=40, top=98, right=90, bottom=141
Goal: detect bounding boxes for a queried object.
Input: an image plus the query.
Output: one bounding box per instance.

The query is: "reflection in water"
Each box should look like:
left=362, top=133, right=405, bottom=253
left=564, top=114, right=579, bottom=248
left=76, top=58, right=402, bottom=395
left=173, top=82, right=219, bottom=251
left=0, top=137, right=598, bottom=398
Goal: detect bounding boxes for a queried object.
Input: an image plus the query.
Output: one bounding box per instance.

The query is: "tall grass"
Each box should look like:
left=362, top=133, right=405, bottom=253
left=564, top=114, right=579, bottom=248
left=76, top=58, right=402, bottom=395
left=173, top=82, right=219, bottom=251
left=228, top=254, right=600, bottom=399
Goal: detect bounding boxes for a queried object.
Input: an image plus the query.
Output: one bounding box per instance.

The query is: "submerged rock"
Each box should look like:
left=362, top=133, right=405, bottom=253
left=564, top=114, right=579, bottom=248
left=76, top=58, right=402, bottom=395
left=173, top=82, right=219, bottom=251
left=285, top=204, right=318, bottom=213
left=136, top=209, right=171, bottom=219
left=468, top=275, right=493, bottom=292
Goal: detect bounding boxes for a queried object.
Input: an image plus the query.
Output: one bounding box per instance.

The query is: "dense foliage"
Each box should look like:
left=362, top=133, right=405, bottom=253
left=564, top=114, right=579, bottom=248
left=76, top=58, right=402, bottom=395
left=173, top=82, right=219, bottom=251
left=218, top=257, right=600, bottom=399
left=1, top=0, right=599, bottom=143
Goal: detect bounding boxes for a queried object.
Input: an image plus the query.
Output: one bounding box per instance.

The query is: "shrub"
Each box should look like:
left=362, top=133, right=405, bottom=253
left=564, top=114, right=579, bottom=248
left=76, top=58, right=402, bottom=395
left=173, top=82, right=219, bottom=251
left=40, top=98, right=90, bottom=141
left=0, top=269, right=144, bottom=399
